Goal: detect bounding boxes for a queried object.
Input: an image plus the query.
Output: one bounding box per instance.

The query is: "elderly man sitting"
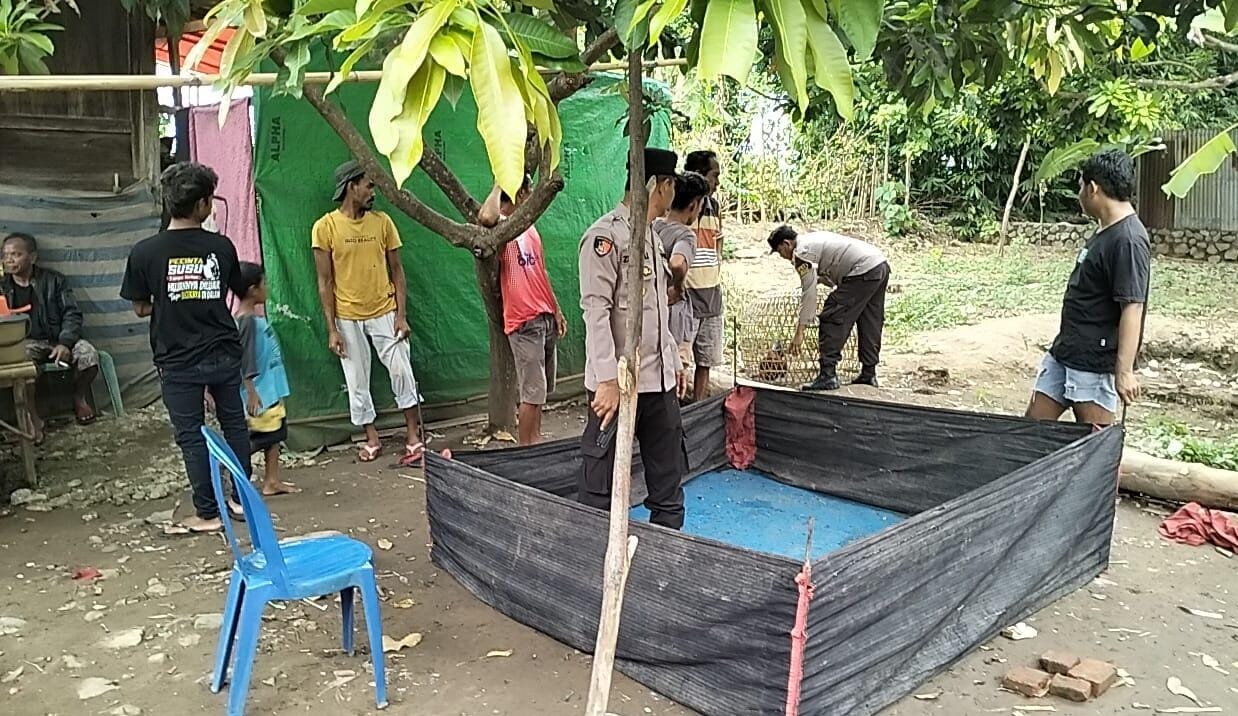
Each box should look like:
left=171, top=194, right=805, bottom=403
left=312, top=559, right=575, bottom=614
left=2, top=232, right=99, bottom=438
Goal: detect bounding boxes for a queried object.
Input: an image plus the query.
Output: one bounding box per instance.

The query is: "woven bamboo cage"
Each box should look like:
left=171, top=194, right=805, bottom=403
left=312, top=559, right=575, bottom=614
left=733, top=291, right=859, bottom=387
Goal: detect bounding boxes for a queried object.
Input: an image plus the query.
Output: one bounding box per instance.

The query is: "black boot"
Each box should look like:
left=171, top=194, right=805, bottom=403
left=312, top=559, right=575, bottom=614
left=852, top=368, right=879, bottom=388
left=801, top=373, right=841, bottom=392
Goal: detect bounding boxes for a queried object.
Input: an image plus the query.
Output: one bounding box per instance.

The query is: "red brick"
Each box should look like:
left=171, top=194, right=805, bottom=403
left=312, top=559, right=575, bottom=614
left=1049, top=674, right=1093, bottom=702
left=1001, top=667, right=1052, bottom=698
left=1066, top=658, right=1118, bottom=697
left=1039, top=650, right=1081, bottom=675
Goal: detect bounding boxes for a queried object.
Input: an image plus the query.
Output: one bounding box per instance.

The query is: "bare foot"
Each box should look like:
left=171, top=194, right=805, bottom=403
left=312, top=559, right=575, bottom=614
left=262, top=480, right=301, bottom=496
left=164, top=515, right=223, bottom=536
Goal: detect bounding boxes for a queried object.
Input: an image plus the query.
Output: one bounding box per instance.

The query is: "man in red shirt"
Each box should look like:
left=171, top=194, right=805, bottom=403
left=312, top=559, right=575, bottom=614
left=479, top=176, right=567, bottom=444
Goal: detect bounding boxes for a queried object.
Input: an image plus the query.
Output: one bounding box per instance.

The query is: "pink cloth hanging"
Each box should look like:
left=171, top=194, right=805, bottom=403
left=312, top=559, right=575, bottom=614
left=189, top=99, right=261, bottom=266
left=725, top=386, right=756, bottom=469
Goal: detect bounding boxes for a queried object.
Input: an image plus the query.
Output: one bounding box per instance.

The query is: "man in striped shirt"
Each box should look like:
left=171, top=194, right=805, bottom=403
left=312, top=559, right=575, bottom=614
left=683, top=150, right=724, bottom=400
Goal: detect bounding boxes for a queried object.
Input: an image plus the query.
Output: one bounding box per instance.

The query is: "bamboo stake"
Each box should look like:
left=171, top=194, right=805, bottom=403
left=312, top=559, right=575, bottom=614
left=584, top=42, right=649, bottom=716
left=0, top=59, right=688, bottom=92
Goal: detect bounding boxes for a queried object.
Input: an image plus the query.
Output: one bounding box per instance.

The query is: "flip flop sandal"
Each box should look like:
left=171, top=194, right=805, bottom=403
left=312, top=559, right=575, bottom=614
left=226, top=501, right=246, bottom=522
left=358, top=444, right=383, bottom=463
left=75, top=414, right=96, bottom=426
left=396, top=442, right=425, bottom=468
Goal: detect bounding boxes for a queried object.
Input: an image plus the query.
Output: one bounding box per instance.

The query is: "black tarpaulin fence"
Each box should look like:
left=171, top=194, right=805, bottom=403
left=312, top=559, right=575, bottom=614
left=425, top=387, right=1122, bottom=715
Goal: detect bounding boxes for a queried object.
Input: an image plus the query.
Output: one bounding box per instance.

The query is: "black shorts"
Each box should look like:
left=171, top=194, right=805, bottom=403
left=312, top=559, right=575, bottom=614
left=250, top=419, right=287, bottom=453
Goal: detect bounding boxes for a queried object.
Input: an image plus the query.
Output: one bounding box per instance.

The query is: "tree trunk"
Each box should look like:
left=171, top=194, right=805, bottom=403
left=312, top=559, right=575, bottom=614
left=998, top=137, right=1031, bottom=255
left=473, top=253, right=517, bottom=432
left=1121, top=448, right=1238, bottom=511
left=903, top=152, right=911, bottom=207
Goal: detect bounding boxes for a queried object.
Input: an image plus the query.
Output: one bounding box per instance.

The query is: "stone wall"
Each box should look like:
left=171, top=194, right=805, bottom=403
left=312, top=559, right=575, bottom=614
left=1009, top=222, right=1238, bottom=263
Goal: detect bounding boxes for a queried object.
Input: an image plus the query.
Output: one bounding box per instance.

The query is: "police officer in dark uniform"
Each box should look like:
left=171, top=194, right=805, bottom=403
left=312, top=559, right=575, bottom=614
left=577, top=148, right=688, bottom=530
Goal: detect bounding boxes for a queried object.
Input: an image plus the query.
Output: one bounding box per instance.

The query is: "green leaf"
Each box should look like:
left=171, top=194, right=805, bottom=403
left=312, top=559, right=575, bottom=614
left=16, top=44, right=49, bottom=74
left=326, top=35, right=376, bottom=93
left=804, top=4, right=853, bottom=120
left=369, top=0, right=458, bottom=153
left=650, top=0, right=689, bottom=42
left=1226, top=0, right=1238, bottom=32
left=613, top=0, right=650, bottom=48
left=697, top=0, right=758, bottom=83
left=835, top=0, right=882, bottom=60
left=1032, top=139, right=1100, bottom=185
left=471, top=20, right=528, bottom=196
left=218, top=26, right=253, bottom=80
left=185, top=8, right=241, bottom=72
left=280, top=41, right=312, bottom=97
left=287, top=10, right=356, bottom=41
left=243, top=1, right=268, bottom=37
left=629, top=0, right=659, bottom=37
left=442, top=72, right=464, bottom=108
left=19, top=30, right=54, bottom=55
left=297, top=0, right=352, bottom=14
left=339, top=0, right=413, bottom=44
left=429, top=32, right=465, bottom=75
left=500, top=13, right=578, bottom=59
left=763, top=0, right=809, bottom=109
left=390, top=60, right=446, bottom=187
left=399, top=0, right=455, bottom=68
left=1162, top=125, right=1238, bottom=199
left=1129, top=36, right=1154, bottom=61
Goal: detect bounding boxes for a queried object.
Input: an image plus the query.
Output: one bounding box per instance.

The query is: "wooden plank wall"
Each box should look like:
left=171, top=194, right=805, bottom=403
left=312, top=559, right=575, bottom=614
left=0, top=4, right=158, bottom=191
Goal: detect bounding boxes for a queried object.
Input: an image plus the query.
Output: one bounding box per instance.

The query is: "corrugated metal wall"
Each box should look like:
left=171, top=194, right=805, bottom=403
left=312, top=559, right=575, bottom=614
left=1139, top=128, right=1238, bottom=230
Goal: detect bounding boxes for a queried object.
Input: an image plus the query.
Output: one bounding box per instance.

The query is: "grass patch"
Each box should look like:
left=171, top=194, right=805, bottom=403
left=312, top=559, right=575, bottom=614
left=883, top=244, right=1238, bottom=343
left=1131, top=416, right=1238, bottom=471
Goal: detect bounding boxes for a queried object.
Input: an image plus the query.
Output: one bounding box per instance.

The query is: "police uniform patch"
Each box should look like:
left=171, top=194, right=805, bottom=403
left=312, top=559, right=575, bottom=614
left=593, top=237, right=613, bottom=257
left=642, top=264, right=653, bottom=278
left=795, top=260, right=811, bottom=278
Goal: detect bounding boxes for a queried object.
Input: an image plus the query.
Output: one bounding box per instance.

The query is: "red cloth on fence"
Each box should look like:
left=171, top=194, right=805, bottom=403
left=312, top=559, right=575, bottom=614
left=725, top=386, right=756, bottom=469
left=1158, top=502, right=1238, bottom=551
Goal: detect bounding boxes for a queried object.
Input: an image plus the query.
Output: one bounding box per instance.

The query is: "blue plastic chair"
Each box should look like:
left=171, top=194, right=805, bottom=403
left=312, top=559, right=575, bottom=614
left=200, top=426, right=388, bottom=715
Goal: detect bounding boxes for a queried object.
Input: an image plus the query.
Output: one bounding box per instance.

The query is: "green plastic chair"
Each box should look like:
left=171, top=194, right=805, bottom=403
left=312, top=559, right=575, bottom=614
left=41, top=349, right=124, bottom=417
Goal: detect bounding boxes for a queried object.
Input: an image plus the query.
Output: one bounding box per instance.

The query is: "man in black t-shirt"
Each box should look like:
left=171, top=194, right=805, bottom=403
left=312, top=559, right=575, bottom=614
left=1027, top=149, right=1151, bottom=426
left=121, top=162, right=252, bottom=535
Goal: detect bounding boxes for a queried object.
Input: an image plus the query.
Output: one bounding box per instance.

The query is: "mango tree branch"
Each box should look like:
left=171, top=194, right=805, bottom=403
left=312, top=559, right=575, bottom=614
left=548, top=28, right=620, bottom=103
left=298, top=80, right=476, bottom=247
left=420, top=146, right=482, bottom=221
left=270, top=48, right=475, bottom=248
left=476, top=148, right=564, bottom=255
left=1135, top=69, right=1238, bottom=90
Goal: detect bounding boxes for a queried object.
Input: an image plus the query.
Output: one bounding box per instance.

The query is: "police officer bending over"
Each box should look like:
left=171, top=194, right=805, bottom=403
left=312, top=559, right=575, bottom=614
left=578, top=148, right=689, bottom=530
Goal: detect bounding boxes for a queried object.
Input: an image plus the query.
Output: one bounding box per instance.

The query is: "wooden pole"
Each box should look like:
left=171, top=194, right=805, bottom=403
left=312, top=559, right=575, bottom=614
left=0, top=59, right=688, bottom=92
left=584, top=41, right=649, bottom=716
left=998, top=137, right=1031, bottom=255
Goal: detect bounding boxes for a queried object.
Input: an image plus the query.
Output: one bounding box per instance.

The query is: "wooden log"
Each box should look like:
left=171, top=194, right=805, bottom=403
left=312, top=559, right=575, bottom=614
left=1120, top=448, right=1238, bottom=511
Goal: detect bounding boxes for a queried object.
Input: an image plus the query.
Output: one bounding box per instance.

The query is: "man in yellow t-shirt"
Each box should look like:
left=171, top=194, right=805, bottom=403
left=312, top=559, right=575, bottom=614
left=312, top=160, right=423, bottom=466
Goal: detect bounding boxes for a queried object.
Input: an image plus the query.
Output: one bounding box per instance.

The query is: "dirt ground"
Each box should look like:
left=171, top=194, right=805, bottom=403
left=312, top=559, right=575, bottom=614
left=2, top=236, right=1237, bottom=715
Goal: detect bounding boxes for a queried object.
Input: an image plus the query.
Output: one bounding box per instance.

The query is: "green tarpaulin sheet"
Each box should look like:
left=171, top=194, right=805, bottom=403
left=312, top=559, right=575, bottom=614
left=253, top=75, right=670, bottom=449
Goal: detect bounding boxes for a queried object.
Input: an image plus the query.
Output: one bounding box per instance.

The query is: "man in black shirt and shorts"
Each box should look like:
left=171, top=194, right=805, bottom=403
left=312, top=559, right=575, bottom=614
left=1027, top=149, right=1151, bottom=426
left=121, top=163, right=252, bottom=535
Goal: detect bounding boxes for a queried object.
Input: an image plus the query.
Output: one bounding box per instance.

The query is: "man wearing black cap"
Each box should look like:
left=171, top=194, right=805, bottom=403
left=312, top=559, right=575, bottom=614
left=312, top=160, right=423, bottom=466
left=768, top=225, right=890, bottom=391
left=577, top=147, right=689, bottom=530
